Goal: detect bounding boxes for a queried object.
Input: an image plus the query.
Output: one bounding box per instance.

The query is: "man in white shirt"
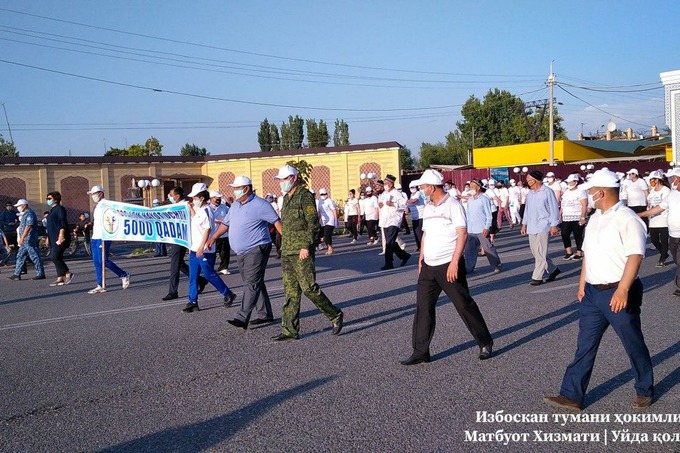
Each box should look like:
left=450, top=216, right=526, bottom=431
left=378, top=174, right=411, bottom=270
left=400, top=170, right=493, bottom=365
left=363, top=187, right=379, bottom=244
left=344, top=189, right=360, bottom=243
left=624, top=168, right=649, bottom=227
left=543, top=168, right=654, bottom=411
left=317, top=188, right=338, bottom=255
left=545, top=171, right=562, bottom=204
left=508, top=179, right=522, bottom=225
left=406, top=181, right=425, bottom=251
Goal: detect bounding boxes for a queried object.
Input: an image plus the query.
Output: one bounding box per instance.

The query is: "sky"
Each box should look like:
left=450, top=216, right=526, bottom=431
left=0, top=0, right=678, bottom=158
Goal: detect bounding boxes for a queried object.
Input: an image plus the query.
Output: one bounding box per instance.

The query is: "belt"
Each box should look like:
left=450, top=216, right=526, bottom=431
left=591, top=282, right=620, bottom=291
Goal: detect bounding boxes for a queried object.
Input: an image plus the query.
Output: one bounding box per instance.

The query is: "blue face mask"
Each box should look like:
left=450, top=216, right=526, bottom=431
left=46, top=199, right=54, bottom=207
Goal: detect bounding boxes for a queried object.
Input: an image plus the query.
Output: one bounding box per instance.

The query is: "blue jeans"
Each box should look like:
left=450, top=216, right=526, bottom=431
left=14, top=243, right=44, bottom=277
left=91, top=239, right=127, bottom=286
left=560, top=279, right=653, bottom=405
left=188, top=251, right=230, bottom=304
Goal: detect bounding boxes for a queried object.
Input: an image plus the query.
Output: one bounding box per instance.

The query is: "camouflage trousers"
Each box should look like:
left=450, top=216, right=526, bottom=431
left=281, top=253, right=342, bottom=337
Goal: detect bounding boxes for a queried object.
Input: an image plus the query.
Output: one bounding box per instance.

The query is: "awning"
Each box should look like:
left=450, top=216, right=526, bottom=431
left=570, top=154, right=666, bottom=164
left=572, top=137, right=671, bottom=154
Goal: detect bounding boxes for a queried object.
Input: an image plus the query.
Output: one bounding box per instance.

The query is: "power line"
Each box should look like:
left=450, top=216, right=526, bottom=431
left=0, top=58, right=464, bottom=112
left=0, top=7, right=541, bottom=78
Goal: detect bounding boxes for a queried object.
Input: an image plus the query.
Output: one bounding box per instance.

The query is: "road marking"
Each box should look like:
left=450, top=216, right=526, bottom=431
left=531, top=282, right=579, bottom=293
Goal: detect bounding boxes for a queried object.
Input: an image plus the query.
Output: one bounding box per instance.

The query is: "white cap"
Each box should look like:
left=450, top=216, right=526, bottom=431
left=209, top=190, right=223, bottom=198
left=509, top=178, right=516, bottom=184
left=615, top=171, right=625, bottom=179
left=627, top=168, right=638, bottom=175
left=666, top=168, right=680, bottom=178
left=566, top=173, right=580, bottom=183
left=87, top=185, right=104, bottom=194
left=188, top=182, right=208, bottom=197
left=648, top=170, right=664, bottom=180
left=409, top=180, right=418, bottom=188
left=546, top=171, right=555, bottom=177
left=274, top=164, right=298, bottom=179
left=152, top=198, right=160, bottom=204
left=365, top=186, right=373, bottom=192
left=229, top=176, right=252, bottom=187
left=395, top=183, right=402, bottom=190
left=319, top=188, right=327, bottom=195
left=14, top=198, right=28, bottom=207
left=411, top=169, right=444, bottom=186
left=580, top=168, right=620, bottom=190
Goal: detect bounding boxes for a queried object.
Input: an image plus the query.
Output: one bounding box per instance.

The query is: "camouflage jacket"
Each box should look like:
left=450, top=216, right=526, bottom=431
left=280, top=185, right=320, bottom=255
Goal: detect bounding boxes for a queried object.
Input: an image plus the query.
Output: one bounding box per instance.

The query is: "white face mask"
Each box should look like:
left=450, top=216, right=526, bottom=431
left=469, top=189, right=477, bottom=196
left=91, top=193, right=103, bottom=203
left=410, top=188, right=417, bottom=194
left=587, top=190, right=602, bottom=209
left=320, top=195, right=328, bottom=199
left=360, top=195, right=365, bottom=199
left=233, top=189, right=245, bottom=199
left=192, top=199, right=203, bottom=209
left=672, top=182, right=679, bottom=191
left=168, top=195, right=177, bottom=204
left=280, top=179, right=294, bottom=194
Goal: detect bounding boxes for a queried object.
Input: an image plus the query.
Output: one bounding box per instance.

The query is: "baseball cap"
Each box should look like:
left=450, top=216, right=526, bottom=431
left=87, top=185, right=105, bottom=194
left=627, top=168, right=639, bottom=175
left=152, top=198, right=160, bottom=205
left=666, top=168, right=680, bottom=178
left=365, top=186, right=373, bottom=193
left=648, top=170, right=664, bottom=180
left=580, top=168, right=620, bottom=190
left=188, top=182, right=208, bottom=197
left=274, top=164, right=298, bottom=179
left=319, top=188, right=328, bottom=195
left=411, top=169, right=444, bottom=186
left=546, top=171, right=555, bottom=177
left=229, top=176, right=252, bottom=187
left=209, top=190, right=223, bottom=198
left=566, top=173, right=580, bottom=183
left=13, top=199, right=28, bottom=207
left=409, top=180, right=418, bottom=188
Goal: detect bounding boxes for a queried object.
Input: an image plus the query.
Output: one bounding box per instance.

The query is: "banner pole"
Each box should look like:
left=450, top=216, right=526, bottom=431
left=101, top=240, right=106, bottom=289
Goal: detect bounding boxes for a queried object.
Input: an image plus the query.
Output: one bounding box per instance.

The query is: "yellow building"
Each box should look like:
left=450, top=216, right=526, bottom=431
left=0, top=142, right=401, bottom=222
left=472, top=138, right=672, bottom=168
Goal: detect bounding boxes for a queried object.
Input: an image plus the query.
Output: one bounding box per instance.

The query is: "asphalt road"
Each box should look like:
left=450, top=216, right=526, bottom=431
left=1, top=229, right=679, bottom=453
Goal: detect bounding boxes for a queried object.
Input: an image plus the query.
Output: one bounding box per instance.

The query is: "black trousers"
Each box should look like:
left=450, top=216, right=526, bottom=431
left=384, top=225, right=409, bottom=267
left=216, top=237, right=231, bottom=272
left=649, top=227, right=669, bottom=262
left=412, top=218, right=423, bottom=250
left=359, top=215, right=366, bottom=235
left=630, top=205, right=648, bottom=228
left=346, top=215, right=358, bottom=240
left=411, top=258, right=493, bottom=356
left=366, top=219, right=378, bottom=241
left=50, top=241, right=70, bottom=277
left=168, top=245, right=207, bottom=296
left=560, top=220, right=585, bottom=251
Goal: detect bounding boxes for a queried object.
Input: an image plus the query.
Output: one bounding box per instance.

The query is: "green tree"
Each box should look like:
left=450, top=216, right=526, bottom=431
left=280, top=115, right=304, bottom=150
left=180, top=143, right=209, bottom=156
left=270, top=123, right=281, bottom=151
left=457, top=89, right=566, bottom=148
left=286, top=159, right=312, bottom=186
left=104, top=147, right=126, bottom=156
left=258, top=118, right=272, bottom=151
left=400, top=146, right=415, bottom=170
left=145, top=136, right=163, bottom=156
left=418, top=131, right=468, bottom=169
left=0, top=134, right=18, bottom=157
left=306, top=119, right=330, bottom=148
left=333, top=119, right=350, bottom=146
left=127, top=144, right=147, bottom=156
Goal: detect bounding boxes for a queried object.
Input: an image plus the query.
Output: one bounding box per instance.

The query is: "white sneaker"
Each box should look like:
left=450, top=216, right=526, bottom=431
left=378, top=252, right=385, bottom=256
left=219, top=269, right=230, bottom=275
left=351, top=239, right=357, bottom=244
left=88, top=285, right=107, bottom=294
left=121, top=274, right=130, bottom=289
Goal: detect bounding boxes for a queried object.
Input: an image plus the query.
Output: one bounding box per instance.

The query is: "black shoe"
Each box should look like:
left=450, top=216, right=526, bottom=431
left=8, top=274, right=20, bottom=281
left=249, top=317, right=274, bottom=326
left=380, top=265, right=394, bottom=271
left=182, top=303, right=199, bottom=313
left=673, top=289, right=680, bottom=297
left=32, top=275, right=46, bottom=280
left=227, top=318, right=248, bottom=329
left=400, top=353, right=431, bottom=366
left=545, top=268, right=561, bottom=282
left=332, top=312, right=344, bottom=335
left=400, top=254, right=411, bottom=267
left=198, top=279, right=207, bottom=294
left=479, top=343, right=493, bottom=360
left=530, top=279, right=543, bottom=286
left=272, top=333, right=299, bottom=341
left=223, top=291, right=237, bottom=307
left=162, top=293, right=178, bottom=301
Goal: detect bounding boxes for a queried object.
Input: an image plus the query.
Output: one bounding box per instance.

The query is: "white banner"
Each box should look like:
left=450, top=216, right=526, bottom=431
left=97, top=199, right=191, bottom=248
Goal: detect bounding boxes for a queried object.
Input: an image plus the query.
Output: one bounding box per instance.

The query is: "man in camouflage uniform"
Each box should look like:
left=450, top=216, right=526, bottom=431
left=271, top=164, right=344, bottom=341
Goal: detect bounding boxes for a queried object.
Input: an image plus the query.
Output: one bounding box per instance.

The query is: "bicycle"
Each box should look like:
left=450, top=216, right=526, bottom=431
left=66, top=232, right=92, bottom=257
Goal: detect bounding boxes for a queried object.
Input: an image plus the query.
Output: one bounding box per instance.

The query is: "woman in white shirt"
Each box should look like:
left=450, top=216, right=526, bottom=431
left=642, top=170, right=671, bottom=267
left=318, top=188, right=338, bottom=255
left=559, top=174, right=588, bottom=260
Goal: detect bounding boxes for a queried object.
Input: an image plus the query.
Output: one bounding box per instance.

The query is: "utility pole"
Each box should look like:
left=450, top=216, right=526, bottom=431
left=1, top=103, right=14, bottom=143
left=548, top=61, right=555, bottom=166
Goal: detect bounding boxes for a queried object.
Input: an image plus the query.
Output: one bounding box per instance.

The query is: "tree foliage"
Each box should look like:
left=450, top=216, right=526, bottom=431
left=418, top=131, right=469, bottom=169
left=258, top=118, right=273, bottom=151
left=333, top=119, right=350, bottom=146
left=0, top=134, right=18, bottom=157
left=456, top=88, right=566, bottom=148
left=306, top=119, right=330, bottom=148
left=270, top=123, right=281, bottom=151
left=104, top=136, right=164, bottom=156
left=400, top=146, right=415, bottom=170
left=286, top=159, right=312, bottom=187
left=180, top=143, right=209, bottom=156
left=280, top=115, right=304, bottom=150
